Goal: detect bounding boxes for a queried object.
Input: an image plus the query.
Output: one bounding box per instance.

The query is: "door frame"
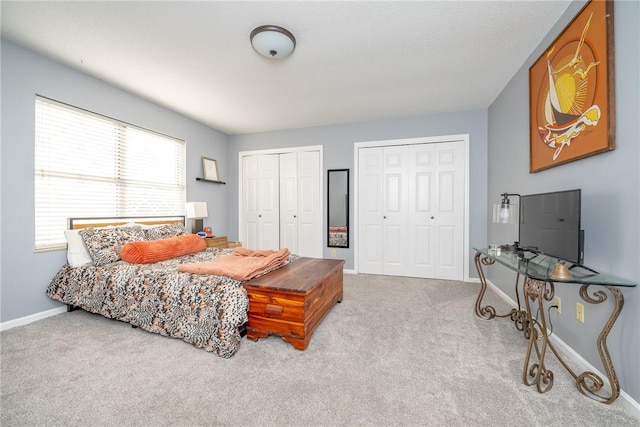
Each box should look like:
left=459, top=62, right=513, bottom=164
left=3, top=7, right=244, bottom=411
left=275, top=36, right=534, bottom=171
left=238, top=145, right=324, bottom=255
left=353, top=135, right=470, bottom=281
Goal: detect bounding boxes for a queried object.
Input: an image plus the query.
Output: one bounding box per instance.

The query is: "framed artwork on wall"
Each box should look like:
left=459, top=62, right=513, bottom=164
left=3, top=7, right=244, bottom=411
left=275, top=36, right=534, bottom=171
left=202, top=156, right=219, bottom=181
left=529, top=0, right=615, bottom=173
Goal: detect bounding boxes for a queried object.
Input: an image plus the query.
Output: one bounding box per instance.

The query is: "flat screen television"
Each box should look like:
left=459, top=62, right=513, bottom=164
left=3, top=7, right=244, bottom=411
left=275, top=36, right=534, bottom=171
left=518, top=189, right=583, bottom=265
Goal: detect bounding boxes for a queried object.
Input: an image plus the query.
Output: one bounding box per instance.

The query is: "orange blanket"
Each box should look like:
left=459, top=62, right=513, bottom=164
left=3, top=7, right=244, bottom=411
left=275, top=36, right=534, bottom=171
left=177, top=248, right=290, bottom=281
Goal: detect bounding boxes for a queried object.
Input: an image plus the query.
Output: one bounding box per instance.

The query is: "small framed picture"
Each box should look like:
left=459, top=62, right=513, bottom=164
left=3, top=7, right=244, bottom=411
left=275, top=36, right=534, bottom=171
left=202, top=157, right=219, bottom=181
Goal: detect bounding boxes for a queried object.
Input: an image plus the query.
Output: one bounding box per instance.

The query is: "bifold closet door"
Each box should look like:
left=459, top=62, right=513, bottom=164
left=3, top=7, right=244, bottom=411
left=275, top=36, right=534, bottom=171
left=242, top=150, right=321, bottom=257
left=407, top=142, right=464, bottom=280
left=242, top=154, right=280, bottom=250
left=430, top=141, right=464, bottom=281
left=279, top=151, right=321, bottom=258
left=358, top=147, right=384, bottom=275
left=358, top=146, right=411, bottom=276
left=357, top=141, right=464, bottom=280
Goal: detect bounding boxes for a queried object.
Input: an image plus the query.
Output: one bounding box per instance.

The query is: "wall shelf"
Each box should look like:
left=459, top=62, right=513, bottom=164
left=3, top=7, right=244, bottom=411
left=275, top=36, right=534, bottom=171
left=196, top=177, right=226, bottom=184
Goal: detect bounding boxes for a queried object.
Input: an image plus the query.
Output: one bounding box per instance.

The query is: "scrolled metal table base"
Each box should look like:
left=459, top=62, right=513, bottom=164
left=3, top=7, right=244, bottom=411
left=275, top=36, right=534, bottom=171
left=522, top=278, right=555, bottom=393
left=474, top=252, right=527, bottom=330
left=551, top=285, right=622, bottom=404
left=474, top=251, right=624, bottom=404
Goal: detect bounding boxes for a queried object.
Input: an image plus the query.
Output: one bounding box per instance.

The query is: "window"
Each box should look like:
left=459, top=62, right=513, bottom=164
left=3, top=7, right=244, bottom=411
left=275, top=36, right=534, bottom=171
left=35, top=96, right=186, bottom=251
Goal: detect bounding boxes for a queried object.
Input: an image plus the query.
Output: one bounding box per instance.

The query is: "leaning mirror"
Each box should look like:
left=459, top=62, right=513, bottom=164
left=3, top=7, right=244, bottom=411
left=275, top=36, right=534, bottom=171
left=328, top=169, right=349, bottom=248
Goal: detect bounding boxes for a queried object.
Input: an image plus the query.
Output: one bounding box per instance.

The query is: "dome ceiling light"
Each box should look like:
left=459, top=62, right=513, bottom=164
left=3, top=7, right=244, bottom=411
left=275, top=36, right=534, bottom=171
left=250, top=25, right=296, bottom=59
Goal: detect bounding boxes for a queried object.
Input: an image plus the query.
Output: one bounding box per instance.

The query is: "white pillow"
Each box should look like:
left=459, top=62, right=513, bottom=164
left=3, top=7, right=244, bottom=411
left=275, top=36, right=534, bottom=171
left=64, top=223, right=140, bottom=268
left=64, top=229, right=93, bottom=268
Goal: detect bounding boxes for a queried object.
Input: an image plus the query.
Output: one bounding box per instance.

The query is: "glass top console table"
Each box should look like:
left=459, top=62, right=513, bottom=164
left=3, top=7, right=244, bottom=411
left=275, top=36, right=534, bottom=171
left=472, top=247, right=636, bottom=404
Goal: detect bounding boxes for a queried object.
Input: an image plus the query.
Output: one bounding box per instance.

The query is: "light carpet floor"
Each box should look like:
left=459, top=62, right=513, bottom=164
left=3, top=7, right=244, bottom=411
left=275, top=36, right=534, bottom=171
left=1, top=274, right=638, bottom=426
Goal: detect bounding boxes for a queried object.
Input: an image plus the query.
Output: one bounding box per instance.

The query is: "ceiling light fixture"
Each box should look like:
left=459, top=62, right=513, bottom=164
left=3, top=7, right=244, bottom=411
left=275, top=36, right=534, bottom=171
left=250, top=25, right=296, bottom=59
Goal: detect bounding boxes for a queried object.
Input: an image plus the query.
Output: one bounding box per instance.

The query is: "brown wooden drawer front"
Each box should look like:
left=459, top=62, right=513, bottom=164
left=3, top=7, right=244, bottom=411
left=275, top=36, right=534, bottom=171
left=247, top=289, right=304, bottom=323
left=204, top=236, right=228, bottom=248
left=248, top=316, right=305, bottom=338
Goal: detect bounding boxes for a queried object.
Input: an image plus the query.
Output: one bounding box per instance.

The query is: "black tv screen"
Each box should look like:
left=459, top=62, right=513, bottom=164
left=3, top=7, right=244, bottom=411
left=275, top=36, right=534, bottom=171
left=518, top=189, right=582, bottom=264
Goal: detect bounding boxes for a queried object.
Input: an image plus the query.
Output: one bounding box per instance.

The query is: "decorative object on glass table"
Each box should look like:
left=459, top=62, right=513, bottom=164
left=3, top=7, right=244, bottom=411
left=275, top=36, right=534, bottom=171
left=549, top=260, right=573, bottom=280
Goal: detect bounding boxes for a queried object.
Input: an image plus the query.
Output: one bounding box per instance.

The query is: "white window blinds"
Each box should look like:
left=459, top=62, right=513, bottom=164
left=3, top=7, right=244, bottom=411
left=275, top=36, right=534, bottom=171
left=35, top=96, right=186, bottom=251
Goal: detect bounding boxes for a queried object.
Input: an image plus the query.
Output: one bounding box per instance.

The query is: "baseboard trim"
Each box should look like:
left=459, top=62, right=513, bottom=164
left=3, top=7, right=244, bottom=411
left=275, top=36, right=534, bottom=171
left=0, top=306, right=67, bottom=332
left=484, top=278, right=640, bottom=419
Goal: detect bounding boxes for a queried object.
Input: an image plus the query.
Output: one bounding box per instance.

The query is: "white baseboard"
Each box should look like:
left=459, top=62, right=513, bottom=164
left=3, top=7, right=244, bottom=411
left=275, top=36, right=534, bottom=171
left=483, top=278, right=640, bottom=420
left=0, top=306, right=66, bottom=332
left=344, top=268, right=357, bottom=275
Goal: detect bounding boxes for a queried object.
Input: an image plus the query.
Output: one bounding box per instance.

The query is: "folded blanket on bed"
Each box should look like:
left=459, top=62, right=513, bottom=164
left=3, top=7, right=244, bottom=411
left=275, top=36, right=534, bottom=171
left=177, top=248, right=290, bottom=281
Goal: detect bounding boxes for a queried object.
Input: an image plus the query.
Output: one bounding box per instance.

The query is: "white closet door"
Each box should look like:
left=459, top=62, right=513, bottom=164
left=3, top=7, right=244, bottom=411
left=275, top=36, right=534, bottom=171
left=408, top=144, right=436, bottom=278
left=357, top=140, right=465, bottom=280
left=242, top=154, right=280, bottom=250
left=242, top=148, right=321, bottom=257
left=433, top=141, right=465, bottom=280
left=296, top=150, right=321, bottom=258
left=279, top=152, right=298, bottom=253
left=381, top=146, right=409, bottom=276
left=358, top=147, right=384, bottom=274
left=242, top=155, right=260, bottom=250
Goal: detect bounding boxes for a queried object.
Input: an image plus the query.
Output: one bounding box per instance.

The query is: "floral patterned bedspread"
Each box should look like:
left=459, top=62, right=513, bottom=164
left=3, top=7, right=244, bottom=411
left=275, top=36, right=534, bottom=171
left=47, top=248, right=249, bottom=358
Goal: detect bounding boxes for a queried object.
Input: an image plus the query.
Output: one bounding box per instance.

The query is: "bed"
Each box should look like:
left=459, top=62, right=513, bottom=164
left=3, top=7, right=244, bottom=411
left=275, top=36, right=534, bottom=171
left=46, top=216, right=296, bottom=358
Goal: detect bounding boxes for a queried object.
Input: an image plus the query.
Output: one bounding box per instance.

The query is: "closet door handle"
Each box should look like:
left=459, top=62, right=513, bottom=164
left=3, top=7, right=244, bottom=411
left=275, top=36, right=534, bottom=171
left=293, top=215, right=297, bottom=218
left=259, top=214, right=262, bottom=218
left=431, top=216, right=435, bottom=219
left=383, top=216, right=387, bottom=219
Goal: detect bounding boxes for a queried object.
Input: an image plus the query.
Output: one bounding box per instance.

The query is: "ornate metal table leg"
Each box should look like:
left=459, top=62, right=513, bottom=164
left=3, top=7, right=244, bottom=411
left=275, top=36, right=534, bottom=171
left=511, top=274, right=529, bottom=334
left=574, top=285, right=623, bottom=403
left=474, top=252, right=521, bottom=321
left=522, top=278, right=554, bottom=393
left=522, top=281, right=624, bottom=403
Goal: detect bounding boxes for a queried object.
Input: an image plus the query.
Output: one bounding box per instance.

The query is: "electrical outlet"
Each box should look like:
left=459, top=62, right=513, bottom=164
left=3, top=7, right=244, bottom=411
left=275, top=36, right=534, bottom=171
left=330, top=249, right=336, bottom=257
left=553, top=296, right=561, bottom=314
left=576, top=302, right=585, bottom=323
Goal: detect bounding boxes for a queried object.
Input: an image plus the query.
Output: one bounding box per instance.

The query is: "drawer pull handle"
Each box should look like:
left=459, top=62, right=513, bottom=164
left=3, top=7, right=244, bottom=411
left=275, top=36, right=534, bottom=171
left=265, top=304, right=283, bottom=315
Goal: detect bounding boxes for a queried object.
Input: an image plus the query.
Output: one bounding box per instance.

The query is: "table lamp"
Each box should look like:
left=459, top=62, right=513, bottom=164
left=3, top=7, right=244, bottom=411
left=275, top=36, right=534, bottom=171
left=186, top=202, right=208, bottom=234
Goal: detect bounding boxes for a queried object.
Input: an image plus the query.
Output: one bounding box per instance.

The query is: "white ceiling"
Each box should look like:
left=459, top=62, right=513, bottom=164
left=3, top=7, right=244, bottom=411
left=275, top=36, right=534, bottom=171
left=1, top=1, right=572, bottom=135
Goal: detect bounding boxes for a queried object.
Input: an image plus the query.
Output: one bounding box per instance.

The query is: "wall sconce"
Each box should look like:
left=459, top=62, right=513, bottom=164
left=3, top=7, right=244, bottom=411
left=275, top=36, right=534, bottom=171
left=186, top=202, right=208, bottom=234
left=250, top=25, right=296, bottom=58
left=492, top=193, right=520, bottom=224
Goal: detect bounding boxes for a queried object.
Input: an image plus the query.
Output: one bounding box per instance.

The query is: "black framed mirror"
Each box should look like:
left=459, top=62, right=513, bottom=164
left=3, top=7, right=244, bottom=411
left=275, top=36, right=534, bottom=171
left=328, top=169, right=349, bottom=248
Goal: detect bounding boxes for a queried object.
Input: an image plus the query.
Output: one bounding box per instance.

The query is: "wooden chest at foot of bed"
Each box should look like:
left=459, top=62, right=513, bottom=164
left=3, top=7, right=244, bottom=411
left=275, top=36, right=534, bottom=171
left=243, top=257, right=344, bottom=350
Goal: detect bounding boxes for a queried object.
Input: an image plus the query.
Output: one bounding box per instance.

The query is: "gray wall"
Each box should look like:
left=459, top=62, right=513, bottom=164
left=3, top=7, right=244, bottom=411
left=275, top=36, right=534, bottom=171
left=227, top=111, right=489, bottom=271
left=0, top=40, right=229, bottom=322
left=487, top=0, right=639, bottom=403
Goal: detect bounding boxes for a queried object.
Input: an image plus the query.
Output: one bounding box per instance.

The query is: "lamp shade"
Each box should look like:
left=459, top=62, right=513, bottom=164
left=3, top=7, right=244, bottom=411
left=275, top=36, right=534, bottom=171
left=186, top=202, right=208, bottom=219
left=250, top=25, right=296, bottom=58
left=492, top=193, right=519, bottom=224
left=492, top=203, right=515, bottom=224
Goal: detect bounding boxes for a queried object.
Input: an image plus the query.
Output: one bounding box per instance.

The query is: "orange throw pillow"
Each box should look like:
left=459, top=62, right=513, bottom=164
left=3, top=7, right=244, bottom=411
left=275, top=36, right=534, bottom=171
left=120, top=234, right=206, bottom=264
